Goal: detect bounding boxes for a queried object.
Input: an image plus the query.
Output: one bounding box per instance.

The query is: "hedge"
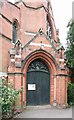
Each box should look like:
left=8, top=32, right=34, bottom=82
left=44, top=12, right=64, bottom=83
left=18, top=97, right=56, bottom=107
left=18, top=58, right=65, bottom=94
left=67, top=82, right=74, bottom=105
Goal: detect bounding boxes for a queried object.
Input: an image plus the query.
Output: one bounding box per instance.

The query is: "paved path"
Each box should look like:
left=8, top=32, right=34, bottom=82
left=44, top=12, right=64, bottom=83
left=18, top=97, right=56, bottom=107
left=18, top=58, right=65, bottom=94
left=15, top=105, right=72, bottom=118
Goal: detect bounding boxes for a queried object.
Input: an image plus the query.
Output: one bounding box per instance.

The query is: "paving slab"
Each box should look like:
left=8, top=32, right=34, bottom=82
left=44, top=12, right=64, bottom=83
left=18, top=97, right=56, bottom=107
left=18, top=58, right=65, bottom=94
left=14, top=105, right=72, bottom=118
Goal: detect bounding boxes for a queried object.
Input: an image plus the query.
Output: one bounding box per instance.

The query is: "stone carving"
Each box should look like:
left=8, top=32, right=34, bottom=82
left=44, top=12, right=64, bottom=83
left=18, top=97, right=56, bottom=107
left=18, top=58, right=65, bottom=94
left=28, top=59, right=49, bottom=72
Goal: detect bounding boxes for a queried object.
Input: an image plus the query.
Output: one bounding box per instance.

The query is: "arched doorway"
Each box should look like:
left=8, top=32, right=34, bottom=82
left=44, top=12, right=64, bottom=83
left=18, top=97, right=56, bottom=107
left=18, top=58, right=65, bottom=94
left=26, top=59, right=50, bottom=105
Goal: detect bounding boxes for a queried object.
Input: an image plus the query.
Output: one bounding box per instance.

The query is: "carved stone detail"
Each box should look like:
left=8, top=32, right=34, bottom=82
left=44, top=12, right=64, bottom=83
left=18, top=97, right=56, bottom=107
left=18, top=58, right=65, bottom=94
left=28, top=59, right=49, bottom=72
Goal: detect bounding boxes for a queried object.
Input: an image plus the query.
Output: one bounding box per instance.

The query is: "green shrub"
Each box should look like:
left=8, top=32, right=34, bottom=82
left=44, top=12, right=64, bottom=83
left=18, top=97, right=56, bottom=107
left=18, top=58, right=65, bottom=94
left=0, top=76, right=23, bottom=119
left=67, top=82, right=74, bottom=105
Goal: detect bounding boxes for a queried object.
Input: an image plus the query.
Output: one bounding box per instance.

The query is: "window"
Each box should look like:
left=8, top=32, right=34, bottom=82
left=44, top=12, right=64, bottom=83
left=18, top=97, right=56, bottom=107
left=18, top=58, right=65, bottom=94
left=12, top=21, right=17, bottom=43
left=46, top=16, right=51, bottom=38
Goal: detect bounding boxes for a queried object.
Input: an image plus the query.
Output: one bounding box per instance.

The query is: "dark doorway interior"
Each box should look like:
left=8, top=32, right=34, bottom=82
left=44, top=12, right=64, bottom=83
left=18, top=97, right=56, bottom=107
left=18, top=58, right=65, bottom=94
left=26, top=59, right=50, bottom=105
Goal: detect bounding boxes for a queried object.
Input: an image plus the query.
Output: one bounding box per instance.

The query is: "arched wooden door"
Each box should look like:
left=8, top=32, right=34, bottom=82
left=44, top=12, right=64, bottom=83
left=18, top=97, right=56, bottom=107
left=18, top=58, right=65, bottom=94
left=26, top=59, right=50, bottom=105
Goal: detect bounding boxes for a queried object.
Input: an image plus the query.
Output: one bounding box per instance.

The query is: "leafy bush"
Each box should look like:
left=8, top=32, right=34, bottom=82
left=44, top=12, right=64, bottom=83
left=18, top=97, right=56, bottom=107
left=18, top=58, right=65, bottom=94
left=65, top=20, right=74, bottom=69
left=67, top=82, right=74, bottom=105
left=0, top=76, right=23, bottom=119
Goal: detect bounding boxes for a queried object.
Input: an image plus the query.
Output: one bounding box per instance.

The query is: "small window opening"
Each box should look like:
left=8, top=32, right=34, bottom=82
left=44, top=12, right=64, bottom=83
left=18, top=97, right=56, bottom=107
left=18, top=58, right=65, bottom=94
left=12, top=21, right=17, bottom=43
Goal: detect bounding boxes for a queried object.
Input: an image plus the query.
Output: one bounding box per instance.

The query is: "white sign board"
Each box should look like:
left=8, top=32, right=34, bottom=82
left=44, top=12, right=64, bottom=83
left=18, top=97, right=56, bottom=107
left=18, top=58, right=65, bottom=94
left=28, top=84, right=36, bottom=90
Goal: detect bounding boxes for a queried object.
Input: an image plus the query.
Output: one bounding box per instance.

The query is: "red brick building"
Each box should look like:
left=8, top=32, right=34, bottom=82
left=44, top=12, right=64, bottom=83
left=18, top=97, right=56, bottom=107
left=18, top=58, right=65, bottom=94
left=0, top=0, right=69, bottom=109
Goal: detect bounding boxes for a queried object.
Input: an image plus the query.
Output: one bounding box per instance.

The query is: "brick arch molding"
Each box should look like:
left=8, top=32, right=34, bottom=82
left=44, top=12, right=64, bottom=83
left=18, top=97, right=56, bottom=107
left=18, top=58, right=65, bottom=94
left=22, top=50, right=58, bottom=105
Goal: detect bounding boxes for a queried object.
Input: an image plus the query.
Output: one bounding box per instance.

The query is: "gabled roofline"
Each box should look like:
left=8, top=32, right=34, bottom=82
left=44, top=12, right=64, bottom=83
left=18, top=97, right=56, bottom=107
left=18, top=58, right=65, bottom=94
left=15, top=0, right=45, bottom=10
left=22, top=32, right=39, bottom=49
left=15, top=0, right=54, bottom=20
left=14, top=0, right=58, bottom=46
left=23, top=2, right=44, bottom=10
left=56, top=42, right=65, bottom=50
left=22, top=29, right=57, bottom=53
left=8, top=1, right=20, bottom=9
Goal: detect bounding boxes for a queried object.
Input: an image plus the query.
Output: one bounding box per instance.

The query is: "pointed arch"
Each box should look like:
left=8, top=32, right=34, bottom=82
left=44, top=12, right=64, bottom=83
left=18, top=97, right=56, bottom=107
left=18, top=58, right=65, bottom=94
left=22, top=50, right=58, bottom=105
left=12, top=19, right=19, bottom=43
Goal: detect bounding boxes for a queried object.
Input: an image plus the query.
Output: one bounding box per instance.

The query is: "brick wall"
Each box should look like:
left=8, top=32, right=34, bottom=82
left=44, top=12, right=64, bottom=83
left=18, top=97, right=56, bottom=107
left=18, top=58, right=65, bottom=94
left=1, top=0, right=69, bottom=108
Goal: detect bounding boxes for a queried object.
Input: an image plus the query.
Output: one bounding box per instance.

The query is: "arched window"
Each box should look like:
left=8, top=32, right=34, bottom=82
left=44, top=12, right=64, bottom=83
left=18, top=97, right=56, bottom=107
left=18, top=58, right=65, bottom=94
left=46, top=15, right=52, bottom=38
left=12, top=21, right=17, bottom=43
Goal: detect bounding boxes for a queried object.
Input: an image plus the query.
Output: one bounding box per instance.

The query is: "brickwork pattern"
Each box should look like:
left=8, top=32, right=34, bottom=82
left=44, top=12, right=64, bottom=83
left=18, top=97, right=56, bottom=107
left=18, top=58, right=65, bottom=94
left=0, top=0, right=70, bottom=109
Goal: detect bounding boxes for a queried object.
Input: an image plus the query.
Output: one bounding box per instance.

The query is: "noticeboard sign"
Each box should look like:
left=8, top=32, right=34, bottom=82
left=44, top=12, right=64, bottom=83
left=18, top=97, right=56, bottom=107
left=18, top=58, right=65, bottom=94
left=28, top=84, right=36, bottom=90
